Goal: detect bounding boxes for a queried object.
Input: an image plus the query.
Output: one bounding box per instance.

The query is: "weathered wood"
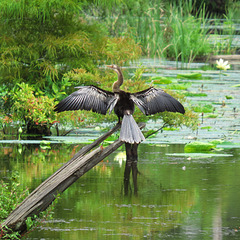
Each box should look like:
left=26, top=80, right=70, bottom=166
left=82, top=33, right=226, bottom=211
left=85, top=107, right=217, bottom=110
left=2, top=122, right=145, bottom=234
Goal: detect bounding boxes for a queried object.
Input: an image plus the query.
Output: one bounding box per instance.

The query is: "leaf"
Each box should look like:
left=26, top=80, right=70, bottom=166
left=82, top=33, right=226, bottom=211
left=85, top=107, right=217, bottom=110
left=166, top=153, right=233, bottom=158
left=166, top=83, right=192, bottom=90
left=52, top=83, right=58, bottom=94
left=177, top=73, right=202, bottom=79
left=184, top=141, right=216, bottom=153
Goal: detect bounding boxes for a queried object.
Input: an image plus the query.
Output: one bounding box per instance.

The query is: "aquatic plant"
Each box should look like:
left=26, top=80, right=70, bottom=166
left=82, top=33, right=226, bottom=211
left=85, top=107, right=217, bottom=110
left=86, top=0, right=213, bottom=64
left=164, top=1, right=211, bottom=66
left=184, top=141, right=216, bottom=153
left=216, top=58, right=230, bottom=80
left=216, top=58, right=230, bottom=71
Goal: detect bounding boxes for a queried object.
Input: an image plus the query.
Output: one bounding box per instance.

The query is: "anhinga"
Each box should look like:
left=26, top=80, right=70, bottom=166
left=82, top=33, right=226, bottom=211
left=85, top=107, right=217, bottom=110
left=54, top=65, right=185, bottom=144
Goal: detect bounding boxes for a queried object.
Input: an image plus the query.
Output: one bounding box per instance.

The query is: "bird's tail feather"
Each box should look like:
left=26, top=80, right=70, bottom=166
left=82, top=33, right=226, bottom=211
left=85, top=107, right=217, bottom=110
left=120, top=114, right=145, bottom=144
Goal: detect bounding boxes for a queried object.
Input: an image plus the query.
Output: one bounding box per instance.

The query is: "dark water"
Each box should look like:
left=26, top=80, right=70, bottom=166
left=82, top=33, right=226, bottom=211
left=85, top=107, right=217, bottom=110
left=1, top=142, right=240, bottom=239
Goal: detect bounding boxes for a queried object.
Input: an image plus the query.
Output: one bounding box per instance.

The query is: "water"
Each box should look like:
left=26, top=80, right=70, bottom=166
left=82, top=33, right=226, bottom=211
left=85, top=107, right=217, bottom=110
left=1, top=59, right=240, bottom=239
left=1, top=143, right=240, bottom=239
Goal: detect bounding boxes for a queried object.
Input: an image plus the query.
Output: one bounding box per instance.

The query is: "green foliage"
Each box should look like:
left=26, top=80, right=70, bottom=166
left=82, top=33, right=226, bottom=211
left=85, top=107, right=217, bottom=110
left=0, top=0, right=83, bottom=21
left=0, top=225, right=21, bottom=240
left=0, top=171, right=60, bottom=238
left=0, top=0, right=141, bottom=134
left=164, top=2, right=211, bottom=64
left=86, top=0, right=238, bottom=64
left=103, top=36, right=142, bottom=65
left=10, top=83, right=57, bottom=133
left=86, top=0, right=213, bottom=63
left=0, top=172, right=29, bottom=221
left=0, top=0, right=141, bottom=86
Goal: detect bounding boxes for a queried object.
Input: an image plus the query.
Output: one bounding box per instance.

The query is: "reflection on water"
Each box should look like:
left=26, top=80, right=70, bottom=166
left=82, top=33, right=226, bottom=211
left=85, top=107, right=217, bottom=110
left=1, top=142, right=240, bottom=239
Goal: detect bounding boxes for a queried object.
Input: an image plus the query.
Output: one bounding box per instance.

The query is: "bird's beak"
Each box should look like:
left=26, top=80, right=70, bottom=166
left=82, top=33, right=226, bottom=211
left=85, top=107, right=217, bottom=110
left=106, top=65, right=113, bottom=69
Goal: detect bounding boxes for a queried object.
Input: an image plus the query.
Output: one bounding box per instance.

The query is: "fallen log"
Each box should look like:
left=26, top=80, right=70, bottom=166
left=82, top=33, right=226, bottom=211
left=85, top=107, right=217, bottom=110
left=2, top=123, right=145, bottom=234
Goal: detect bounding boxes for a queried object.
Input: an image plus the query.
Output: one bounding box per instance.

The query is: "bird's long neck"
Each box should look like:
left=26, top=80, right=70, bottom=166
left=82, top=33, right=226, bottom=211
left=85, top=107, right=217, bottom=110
left=112, top=69, right=123, bottom=93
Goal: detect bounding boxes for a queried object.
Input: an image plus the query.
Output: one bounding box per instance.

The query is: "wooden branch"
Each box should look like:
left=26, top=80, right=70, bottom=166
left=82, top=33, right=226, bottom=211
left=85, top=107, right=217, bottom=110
left=2, top=123, right=145, bottom=234
left=145, top=123, right=168, bottom=139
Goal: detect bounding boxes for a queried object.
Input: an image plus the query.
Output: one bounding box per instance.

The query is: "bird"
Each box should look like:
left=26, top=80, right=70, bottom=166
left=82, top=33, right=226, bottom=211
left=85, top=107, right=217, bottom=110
left=54, top=64, right=185, bottom=144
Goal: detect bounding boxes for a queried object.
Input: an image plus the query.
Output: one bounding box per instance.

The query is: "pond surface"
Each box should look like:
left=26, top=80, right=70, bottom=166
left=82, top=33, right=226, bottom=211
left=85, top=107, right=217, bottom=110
left=1, top=59, right=240, bottom=239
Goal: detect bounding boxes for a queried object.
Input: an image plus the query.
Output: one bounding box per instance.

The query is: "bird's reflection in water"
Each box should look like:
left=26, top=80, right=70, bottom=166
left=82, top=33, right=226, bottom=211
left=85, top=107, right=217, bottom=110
left=124, top=143, right=139, bottom=196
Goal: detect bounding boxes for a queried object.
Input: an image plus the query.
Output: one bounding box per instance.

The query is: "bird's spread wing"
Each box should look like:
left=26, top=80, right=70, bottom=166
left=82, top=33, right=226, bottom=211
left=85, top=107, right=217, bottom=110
left=54, top=85, right=116, bottom=115
left=131, top=87, right=185, bottom=115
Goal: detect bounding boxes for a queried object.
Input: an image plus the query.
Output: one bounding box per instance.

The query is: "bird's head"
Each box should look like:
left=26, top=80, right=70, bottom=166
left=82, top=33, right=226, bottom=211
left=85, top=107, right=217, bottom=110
left=106, top=64, right=121, bottom=74
left=107, top=64, right=123, bottom=92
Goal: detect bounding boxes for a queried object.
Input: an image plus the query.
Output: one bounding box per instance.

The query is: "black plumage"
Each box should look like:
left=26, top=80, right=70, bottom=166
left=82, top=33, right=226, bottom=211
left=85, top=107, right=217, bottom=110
left=54, top=64, right=185, bottom=144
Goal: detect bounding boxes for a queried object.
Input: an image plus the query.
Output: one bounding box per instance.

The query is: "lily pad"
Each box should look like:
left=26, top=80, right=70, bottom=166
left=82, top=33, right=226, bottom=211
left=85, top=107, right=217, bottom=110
left=184, top=92, right=207, bottom=97
left=184, top=141, right=216, bottom=153
left=201, top=126, right=212, bottom=130
left=166, top=83, right=192, bottom=90
left=193, top=104, right=214, bottom=113
left=206, top=114, right=218, bottom=118
left=177, top=73, right=202, bottom=79
left=166, top=153, right=233, bottom=158
left=151, top=76, right=173, bottom=84
left=40, top=140, right=51, bottom=149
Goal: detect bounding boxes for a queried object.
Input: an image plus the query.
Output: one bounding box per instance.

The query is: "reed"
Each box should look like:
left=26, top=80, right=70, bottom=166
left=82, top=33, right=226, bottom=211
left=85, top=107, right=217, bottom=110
left=85, top=0, right=238, bottom=65
left=165, top=1, right=211, bottom=66
left=95, top=0, right=212, bottom=64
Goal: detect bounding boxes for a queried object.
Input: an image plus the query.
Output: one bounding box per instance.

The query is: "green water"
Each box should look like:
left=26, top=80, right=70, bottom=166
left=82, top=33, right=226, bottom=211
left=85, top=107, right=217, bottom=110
left=1, top=143, right=240, bottom=239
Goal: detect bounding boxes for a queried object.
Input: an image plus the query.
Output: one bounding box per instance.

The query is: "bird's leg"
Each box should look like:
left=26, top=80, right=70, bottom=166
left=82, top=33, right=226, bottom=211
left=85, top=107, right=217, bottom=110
left=125, top=143, right=139, bottom=162
left=125, top=143, right=133, bottom=161
left=117, top=116, right=122, bottom=125
left=131, top=143, right=139, bottom=163
left=124, top=143, right=133, bottom=195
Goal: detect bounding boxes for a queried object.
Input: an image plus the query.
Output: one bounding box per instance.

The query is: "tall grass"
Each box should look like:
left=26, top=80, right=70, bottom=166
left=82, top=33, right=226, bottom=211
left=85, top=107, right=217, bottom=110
left=165, top=1, right=211, bottom=66
left=91, top=0, right=212, bottom=64
left=210, top=7, right=238, bottom=55
left=84, top=0, right=238, bottom=65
